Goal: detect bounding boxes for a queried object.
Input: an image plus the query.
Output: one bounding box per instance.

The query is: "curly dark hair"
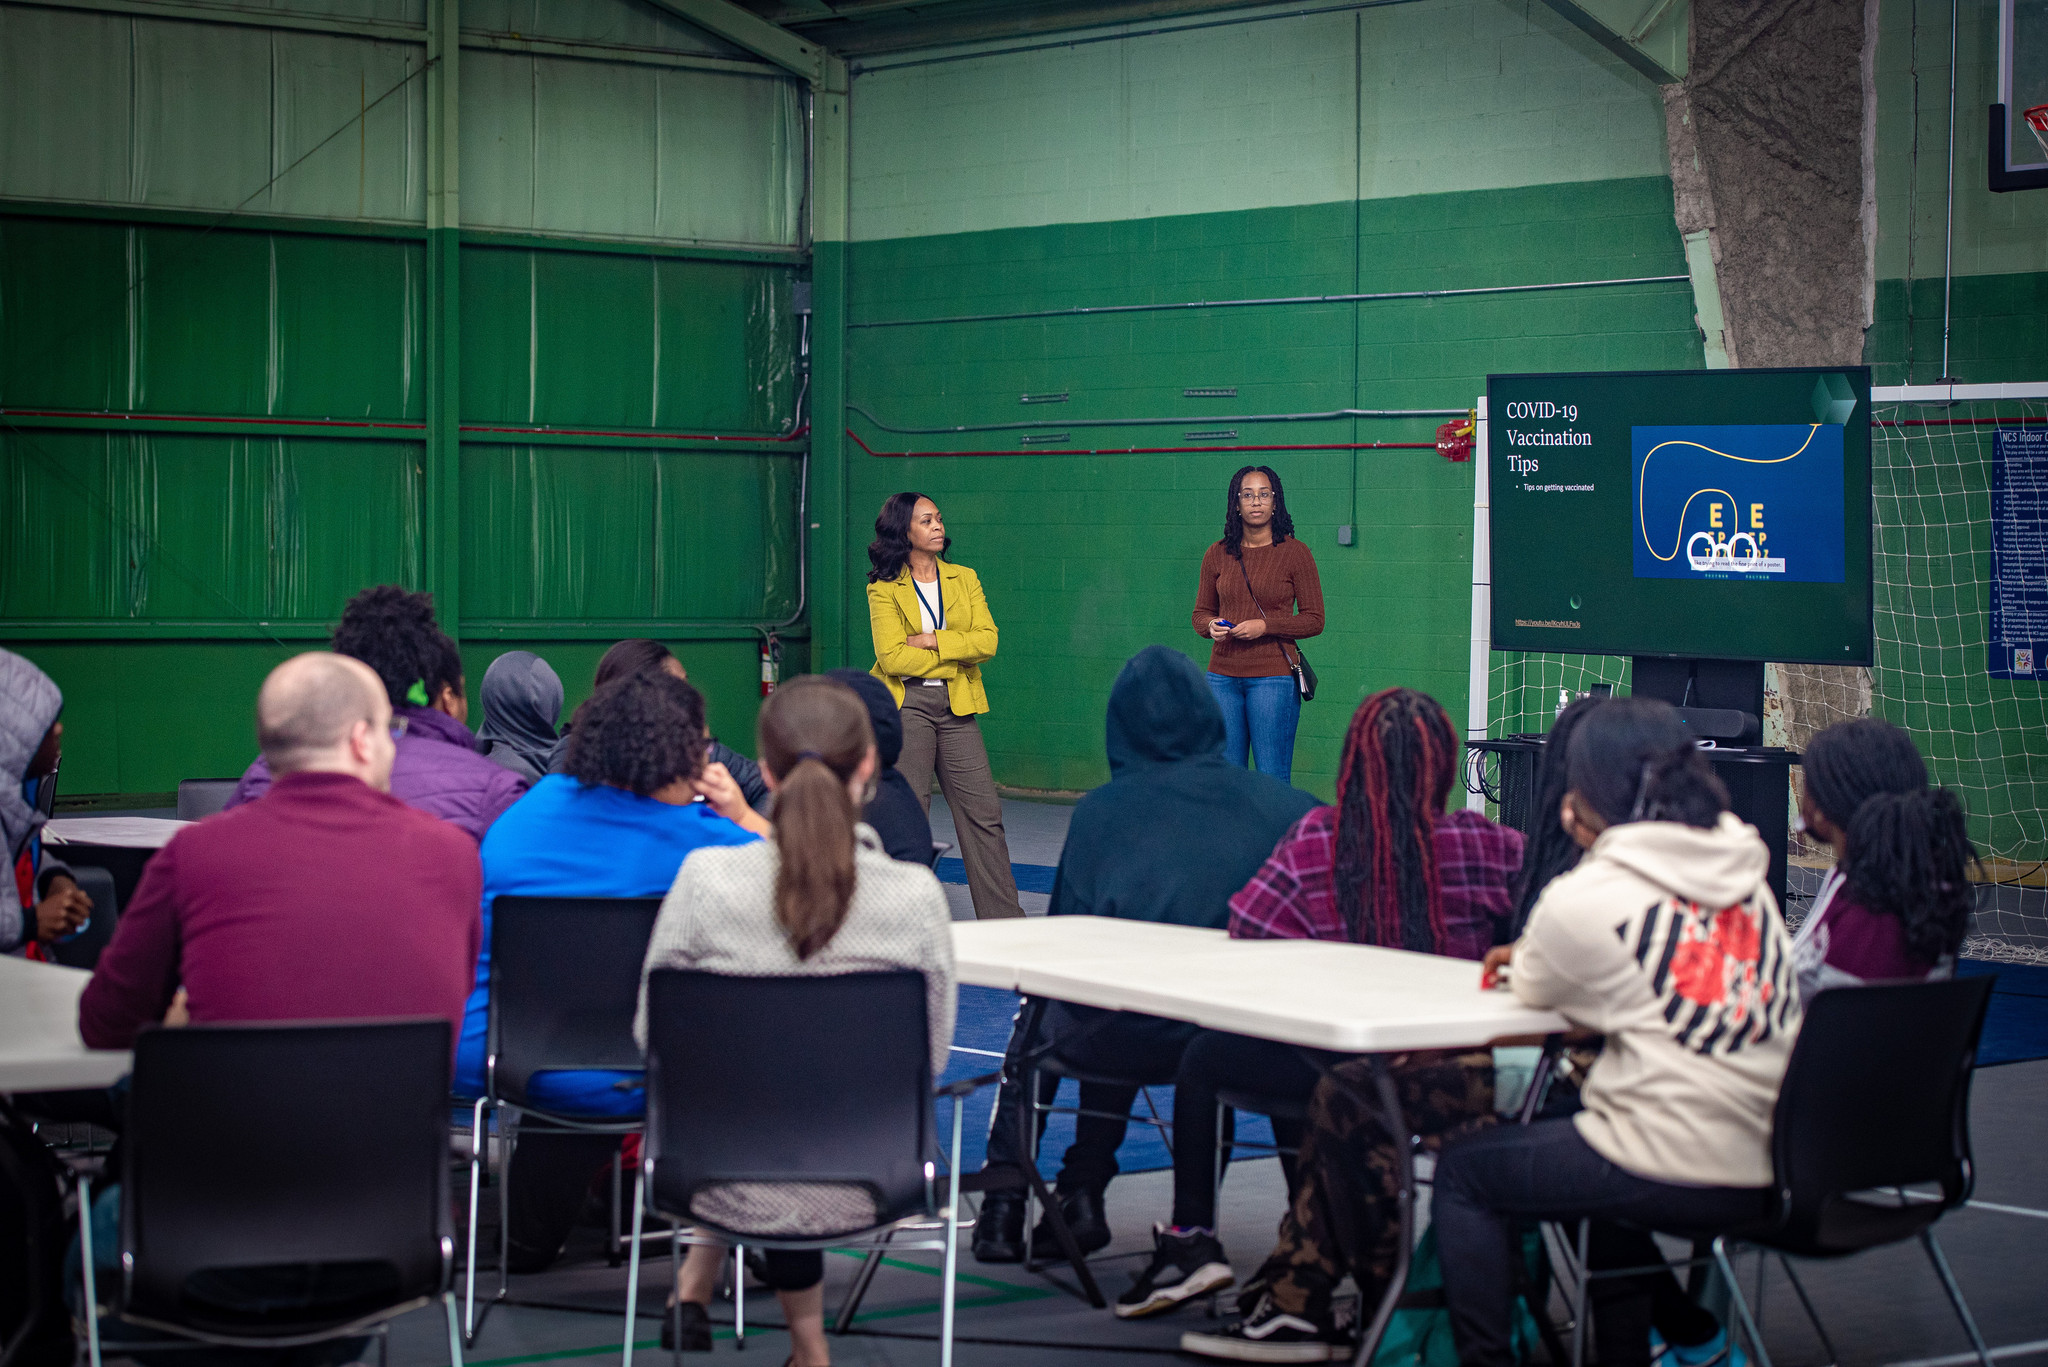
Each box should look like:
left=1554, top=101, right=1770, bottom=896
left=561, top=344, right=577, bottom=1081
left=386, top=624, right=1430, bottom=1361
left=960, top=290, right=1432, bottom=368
left=330, top=585, right=462, bottom=709
left=562, top=671, right=708, bottom=796
left=1222, top=465, right=1295, bottom=560
left=866, top=491, right=950, bottom=583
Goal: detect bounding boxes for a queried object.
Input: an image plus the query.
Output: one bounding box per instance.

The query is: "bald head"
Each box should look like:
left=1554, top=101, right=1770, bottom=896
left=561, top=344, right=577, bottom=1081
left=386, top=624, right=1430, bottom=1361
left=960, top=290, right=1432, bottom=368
left=258, top=653, right=396, bottom=787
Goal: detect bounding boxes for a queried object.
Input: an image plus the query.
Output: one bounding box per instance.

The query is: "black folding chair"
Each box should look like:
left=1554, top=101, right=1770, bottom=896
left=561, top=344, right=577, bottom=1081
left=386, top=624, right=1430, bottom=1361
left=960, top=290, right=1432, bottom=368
left=1555, top=976, right=1997, bottom=1367
left=175, top=779, right=240, bottom=821
left=624, top=969, right=990, bottom=1367
left=76, top=1019, right=462, bottom=1367
left=464, top=896, right=661, bottom=1343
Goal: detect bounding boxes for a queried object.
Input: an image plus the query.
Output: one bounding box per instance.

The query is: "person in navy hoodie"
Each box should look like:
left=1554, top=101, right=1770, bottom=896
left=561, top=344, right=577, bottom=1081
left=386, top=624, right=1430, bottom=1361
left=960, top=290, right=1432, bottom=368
left=227, top=585, right=526, bottom=843
left=459, top=668, right=769, bottom=1271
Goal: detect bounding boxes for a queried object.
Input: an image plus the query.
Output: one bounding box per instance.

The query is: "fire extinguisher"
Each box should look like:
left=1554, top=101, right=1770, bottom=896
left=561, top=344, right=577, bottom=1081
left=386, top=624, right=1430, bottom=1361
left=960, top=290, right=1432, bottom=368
left=760, top=633, right=781, bottom=697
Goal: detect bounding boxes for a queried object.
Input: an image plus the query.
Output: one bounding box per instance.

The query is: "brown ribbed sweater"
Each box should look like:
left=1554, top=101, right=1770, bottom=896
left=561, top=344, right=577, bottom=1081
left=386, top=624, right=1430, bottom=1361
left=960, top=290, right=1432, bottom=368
left=1191, top=538, right=1325, bottom=678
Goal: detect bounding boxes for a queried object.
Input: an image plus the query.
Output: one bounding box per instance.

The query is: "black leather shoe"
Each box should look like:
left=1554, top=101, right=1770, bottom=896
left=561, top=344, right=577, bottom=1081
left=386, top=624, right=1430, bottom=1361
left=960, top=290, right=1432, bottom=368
left=659, top=1301, right=712, bottom=1352
left=971, top=1190, right=1027, bottom=1263
left=1031, top=1187, right=1111, bottom=1258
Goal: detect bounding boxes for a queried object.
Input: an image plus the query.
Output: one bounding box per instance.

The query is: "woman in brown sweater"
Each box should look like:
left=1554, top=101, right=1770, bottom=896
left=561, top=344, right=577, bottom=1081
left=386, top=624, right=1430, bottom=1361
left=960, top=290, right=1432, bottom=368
left=1191, top=465, right=1324, bottom=785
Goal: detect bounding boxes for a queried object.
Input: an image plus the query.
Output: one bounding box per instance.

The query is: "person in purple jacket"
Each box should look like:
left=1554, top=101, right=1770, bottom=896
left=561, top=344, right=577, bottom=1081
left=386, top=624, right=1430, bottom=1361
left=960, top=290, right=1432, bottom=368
left=1790, top=717, right=1976, bottom=998
left=227, top=585, right=526, bottom=843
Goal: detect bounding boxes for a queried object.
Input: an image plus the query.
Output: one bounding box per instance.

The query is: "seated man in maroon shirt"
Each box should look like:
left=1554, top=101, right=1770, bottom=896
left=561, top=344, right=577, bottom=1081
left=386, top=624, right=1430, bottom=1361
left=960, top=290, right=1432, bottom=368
left=80, top=651, right=482, bottom=1047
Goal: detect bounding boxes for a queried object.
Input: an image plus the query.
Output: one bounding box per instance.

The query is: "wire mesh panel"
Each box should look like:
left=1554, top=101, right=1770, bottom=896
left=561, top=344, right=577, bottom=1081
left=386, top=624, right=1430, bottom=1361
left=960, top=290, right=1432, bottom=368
left=1486, top=393, right=2048, bottom=964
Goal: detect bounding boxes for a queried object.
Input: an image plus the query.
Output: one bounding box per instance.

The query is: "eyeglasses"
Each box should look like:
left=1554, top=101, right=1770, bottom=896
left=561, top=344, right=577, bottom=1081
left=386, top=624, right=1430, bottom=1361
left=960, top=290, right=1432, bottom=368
left=1238, top=489, right=1276, bottom=505
left=388, top=717, right=409, bottom=739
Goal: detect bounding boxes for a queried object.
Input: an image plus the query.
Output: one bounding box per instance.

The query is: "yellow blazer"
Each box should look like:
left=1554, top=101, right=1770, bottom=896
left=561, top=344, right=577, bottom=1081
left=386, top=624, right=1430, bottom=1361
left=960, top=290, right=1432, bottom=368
left=867, top=562, right=997, bottom=716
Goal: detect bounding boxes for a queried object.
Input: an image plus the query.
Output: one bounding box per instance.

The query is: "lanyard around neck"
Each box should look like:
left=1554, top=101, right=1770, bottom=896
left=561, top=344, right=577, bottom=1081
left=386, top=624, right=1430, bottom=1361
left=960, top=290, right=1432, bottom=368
left=911, top=575, right=945, bottom=631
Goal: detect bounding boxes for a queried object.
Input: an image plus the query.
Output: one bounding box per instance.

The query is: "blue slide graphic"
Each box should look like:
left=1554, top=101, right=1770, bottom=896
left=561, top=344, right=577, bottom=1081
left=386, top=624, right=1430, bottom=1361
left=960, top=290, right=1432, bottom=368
left=1632, top=424, right=1845, bottom=583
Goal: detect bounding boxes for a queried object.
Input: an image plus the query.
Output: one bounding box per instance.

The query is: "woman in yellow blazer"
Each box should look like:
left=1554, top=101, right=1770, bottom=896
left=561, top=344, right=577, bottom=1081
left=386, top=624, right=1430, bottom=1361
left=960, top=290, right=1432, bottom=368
left=866, top=492, right=1023, bottom=920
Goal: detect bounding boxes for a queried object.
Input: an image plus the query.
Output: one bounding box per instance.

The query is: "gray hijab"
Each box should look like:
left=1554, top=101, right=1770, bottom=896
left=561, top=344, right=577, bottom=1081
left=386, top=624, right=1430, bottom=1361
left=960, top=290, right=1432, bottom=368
left=476, top=651, right=564, bottom=784
left=0, top=649, right=62, bottom=951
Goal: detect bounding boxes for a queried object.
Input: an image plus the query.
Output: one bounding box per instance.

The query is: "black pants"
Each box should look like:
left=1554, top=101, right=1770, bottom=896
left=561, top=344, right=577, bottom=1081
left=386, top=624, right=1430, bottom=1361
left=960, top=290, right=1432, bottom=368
left=505, top=1127, right=626, bottom=1270
left=1169, top=1030, right=1321, bottom=1231
left=1434, top=1118, right=1772, bottom=1367
left=753, top=1250, right=824, bottom=1293
left=982, top=1003, right=1199, bottom=1194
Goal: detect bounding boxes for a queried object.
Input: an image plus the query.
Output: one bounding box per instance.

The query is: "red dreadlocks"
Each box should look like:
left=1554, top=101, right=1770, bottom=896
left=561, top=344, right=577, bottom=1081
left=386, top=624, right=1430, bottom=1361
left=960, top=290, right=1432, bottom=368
left=1333, top=687, right=1458, bottom=952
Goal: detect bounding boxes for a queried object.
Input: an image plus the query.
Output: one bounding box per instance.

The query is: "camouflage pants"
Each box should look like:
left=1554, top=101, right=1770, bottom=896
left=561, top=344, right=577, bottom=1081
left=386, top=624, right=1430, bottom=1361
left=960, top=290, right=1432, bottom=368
left=1258, top=1050, right=1497, bottom=1322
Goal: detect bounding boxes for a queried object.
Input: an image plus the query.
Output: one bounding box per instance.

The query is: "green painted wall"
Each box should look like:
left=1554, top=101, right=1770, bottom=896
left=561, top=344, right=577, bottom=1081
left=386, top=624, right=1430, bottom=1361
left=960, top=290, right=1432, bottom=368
left=844, top=177, right=1700, bottom=799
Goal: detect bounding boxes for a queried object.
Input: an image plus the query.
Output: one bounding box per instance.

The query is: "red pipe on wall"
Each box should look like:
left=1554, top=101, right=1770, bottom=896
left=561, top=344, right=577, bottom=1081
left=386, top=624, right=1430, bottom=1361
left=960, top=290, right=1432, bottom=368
left=848, top=430, right=1436, bottom=458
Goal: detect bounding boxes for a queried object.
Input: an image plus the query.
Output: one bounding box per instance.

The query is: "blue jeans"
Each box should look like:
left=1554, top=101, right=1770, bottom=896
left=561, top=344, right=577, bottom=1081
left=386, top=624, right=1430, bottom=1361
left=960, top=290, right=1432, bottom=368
left=1207, top=672, right=1301, bottom=785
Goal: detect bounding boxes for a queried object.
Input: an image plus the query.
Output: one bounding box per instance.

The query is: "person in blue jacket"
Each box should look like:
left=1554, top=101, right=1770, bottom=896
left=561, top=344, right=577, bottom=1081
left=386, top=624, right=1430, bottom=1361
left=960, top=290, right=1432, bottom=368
left=458, top=668, right=768, bottom=1271
left=970, top=645, right=1318, bottom=1263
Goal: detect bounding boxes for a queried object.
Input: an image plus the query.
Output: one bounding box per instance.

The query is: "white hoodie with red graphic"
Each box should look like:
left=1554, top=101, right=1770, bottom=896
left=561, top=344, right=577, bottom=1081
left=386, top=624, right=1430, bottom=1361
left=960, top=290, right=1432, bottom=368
left=1512, top=811, right=1801, bottom=1189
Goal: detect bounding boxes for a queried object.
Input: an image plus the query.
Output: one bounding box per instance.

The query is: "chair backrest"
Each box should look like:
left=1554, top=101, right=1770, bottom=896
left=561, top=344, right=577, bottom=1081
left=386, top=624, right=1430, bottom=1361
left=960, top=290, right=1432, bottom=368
left=120, top=1019, right=452, bottom=1334
left=46, top=863, right=116, bottom=970
left=175, top=779, right=240, bottom=821
left=488, top=895, right=661, bottom=1108
left=1771, top=977, right=1992, bottom=1236
left=642, top=968, right=933, bottom=1231
left=29, top=771, right=57, bottom=819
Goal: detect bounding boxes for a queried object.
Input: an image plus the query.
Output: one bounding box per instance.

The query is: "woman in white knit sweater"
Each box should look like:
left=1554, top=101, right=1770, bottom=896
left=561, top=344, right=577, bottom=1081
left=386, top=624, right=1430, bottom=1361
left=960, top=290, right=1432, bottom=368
left=635, top=675, right=955, bottom=1367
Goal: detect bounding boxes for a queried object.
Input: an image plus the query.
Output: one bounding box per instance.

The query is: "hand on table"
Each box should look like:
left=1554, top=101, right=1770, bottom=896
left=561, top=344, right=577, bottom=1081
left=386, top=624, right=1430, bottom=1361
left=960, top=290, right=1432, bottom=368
left=906, top=632, right=938, bottom=651
left=1480, top=943, right=1515, bottom=990
left=1227, top=619, right=1268, bottom=641
left=34, top=875, right=92, bottom=942
left=694, top=762, right=772, bottom=836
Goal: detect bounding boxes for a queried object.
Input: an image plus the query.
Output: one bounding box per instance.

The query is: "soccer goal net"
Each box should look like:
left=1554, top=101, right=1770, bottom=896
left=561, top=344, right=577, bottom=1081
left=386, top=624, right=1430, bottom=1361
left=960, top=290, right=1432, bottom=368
left=1484, top=386, right=2048, bottom=964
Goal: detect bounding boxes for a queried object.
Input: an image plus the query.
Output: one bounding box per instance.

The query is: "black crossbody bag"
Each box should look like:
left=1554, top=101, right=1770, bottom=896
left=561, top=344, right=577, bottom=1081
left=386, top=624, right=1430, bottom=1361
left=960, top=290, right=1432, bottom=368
left=1236, top=556, right=1318, bottom=703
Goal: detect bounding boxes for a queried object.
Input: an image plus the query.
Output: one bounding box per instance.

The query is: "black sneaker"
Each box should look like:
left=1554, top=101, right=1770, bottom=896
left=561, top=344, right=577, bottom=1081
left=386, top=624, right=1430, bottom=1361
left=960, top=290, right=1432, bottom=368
left=659, top=1301, right=712, bottom=1352
left=1112, top=1224, right=1234, bottom=1319
left=1179, top=1292, right=1349, bottom=1363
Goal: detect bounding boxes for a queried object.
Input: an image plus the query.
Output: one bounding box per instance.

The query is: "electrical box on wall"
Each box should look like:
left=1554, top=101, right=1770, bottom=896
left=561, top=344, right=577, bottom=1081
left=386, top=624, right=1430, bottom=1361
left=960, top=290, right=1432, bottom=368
left=1337, top=526, right=1355, bottom=546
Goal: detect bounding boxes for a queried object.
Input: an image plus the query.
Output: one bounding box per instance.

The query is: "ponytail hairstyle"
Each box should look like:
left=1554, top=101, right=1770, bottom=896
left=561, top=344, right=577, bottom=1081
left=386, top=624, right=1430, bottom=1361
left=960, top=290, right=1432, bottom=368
left=757, top=676, right=877, bottom=960
left=866, top=491, right=949, bottom=584
left=1506, top=695, right=1606, bottom=937
left=1333, top=688, right=1459, bottom=952
left=1566, top=697, right=1728, bottom=830
left=1804, top=717, right=1977, bottom=962
left=1221, top=465, right=1295, bottom=560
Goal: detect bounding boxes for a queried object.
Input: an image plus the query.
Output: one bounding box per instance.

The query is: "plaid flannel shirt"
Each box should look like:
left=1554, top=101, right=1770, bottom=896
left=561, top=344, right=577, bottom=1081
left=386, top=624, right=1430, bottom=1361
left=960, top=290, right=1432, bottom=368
left=1227, top=805, right=1525, bottom=962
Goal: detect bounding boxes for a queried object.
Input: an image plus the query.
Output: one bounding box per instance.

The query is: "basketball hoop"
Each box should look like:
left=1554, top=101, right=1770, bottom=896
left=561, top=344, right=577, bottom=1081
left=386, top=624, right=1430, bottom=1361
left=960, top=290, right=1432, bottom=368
left=2027, top=104, right=2048, bottom=162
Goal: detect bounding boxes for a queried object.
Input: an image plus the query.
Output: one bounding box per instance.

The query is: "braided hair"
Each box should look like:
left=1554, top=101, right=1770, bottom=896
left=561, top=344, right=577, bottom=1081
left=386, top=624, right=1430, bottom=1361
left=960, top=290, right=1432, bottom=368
left=1505, top=695, right=1606, bottom=939
left=1222, top=465, right=1295, bottom=560
left=1333, top=688, right=1459, bottom=951
left=1804, top=718, right=1976, bottom=963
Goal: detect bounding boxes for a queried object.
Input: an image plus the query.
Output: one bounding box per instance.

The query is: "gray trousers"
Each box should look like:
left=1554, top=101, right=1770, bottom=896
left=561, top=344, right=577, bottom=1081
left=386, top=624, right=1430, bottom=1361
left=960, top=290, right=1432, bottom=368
left=896, top=684, right=1024, bottom=919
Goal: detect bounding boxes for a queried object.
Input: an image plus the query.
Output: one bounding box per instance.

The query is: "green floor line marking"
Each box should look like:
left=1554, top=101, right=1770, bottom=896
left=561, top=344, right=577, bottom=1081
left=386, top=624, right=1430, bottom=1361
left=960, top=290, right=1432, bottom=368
left=824, top=1245, right=1051, bottom=1295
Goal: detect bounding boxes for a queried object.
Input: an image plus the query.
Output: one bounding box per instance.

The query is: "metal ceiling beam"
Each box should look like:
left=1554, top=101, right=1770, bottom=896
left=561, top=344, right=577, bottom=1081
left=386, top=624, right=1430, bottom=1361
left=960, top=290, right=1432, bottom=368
left=1534, top=0, right=1688, bottom=84
left=640, top=0, right=824, bottom=81
left=808, top=0, right=1386, bottom=60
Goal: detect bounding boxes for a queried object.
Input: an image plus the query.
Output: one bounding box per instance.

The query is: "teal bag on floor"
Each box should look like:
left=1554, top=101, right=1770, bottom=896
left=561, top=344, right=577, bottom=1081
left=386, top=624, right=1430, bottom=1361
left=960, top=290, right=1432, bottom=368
left=1368, top=1226, right=1547, bottom=1367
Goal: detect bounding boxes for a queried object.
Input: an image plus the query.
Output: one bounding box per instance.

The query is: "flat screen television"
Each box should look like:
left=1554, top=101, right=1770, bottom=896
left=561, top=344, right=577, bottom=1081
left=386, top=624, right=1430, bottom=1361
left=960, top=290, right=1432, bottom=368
left=1487, top=367, right=1873, bottom=665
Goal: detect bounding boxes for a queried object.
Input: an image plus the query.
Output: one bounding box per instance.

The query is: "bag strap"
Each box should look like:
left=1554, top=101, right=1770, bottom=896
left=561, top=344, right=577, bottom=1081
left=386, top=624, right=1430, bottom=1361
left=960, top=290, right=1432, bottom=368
left=1234, top=554, right=1301, bottom=669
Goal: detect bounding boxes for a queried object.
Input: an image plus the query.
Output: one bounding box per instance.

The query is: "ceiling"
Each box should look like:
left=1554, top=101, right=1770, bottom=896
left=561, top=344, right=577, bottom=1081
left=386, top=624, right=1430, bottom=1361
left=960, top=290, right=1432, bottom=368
left=727, top=0, right=1338, bottom=61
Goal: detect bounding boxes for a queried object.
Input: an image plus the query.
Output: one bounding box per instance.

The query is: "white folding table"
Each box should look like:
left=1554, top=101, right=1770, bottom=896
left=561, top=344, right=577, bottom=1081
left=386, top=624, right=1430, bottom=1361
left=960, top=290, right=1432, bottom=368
left=0, top=956, right=132, bottom=1093
left=952, top=916, right=1567, bottom=1365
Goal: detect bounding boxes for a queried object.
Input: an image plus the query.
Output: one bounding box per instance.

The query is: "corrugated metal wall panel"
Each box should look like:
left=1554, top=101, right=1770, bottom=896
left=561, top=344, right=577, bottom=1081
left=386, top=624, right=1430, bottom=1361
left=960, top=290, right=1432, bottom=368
left=460, top=443, right=798, bottom=621
left=462, top=52, right=800, bottom=246
left=0, top=10, right=424, bottom=222
left=0, top=217, right=423, bottom=419
left=0, top=431, right=422, bottom=621
left=460, top=246, right=796, bottom=432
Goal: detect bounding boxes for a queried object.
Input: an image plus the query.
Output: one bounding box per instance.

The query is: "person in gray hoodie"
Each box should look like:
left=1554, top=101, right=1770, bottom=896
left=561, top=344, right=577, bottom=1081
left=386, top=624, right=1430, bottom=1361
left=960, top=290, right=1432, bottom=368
left=1, top=648, right=90, bottom=954
left=1437, top=698, right=1801, bottom=1367
left=970, top=645, right=1317, bottom=1263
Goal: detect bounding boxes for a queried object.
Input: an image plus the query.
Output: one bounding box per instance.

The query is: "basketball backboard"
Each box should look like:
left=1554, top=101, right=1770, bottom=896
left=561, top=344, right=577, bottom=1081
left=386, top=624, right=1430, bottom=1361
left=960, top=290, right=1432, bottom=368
left=1991, top=0, right=2048, bottom=191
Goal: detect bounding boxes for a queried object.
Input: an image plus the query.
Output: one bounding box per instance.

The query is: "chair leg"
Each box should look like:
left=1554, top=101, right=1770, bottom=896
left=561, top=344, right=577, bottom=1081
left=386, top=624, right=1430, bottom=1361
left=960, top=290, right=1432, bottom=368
left=464, top=1098, right=487, bottom=1345
left=834, top=1244, right=887, bottom=1334
left=941, top=1090, right=965, bottom=1367
left=443, top=1291, right=466, bottom=1367
left=620, top=1172, right=647, bottom=1367
left=1921, top=1229, right=1995, bottom=1367
left=1711, top=1237, right=1777, bottom=1367
left=77, top=1171, right=103, bottom=1367
left=732, top=1243, right=745, bottom=1351
left=609, top=1148, right=624, bottom=1268
left=1776, top=1254, right=1839, bottom=1367
left=494, top=1114, right=515, bottom=1319
left=1569, top=1220, right=1590, bottom=1367
left=669, top=1227, right=682, bottom=1367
